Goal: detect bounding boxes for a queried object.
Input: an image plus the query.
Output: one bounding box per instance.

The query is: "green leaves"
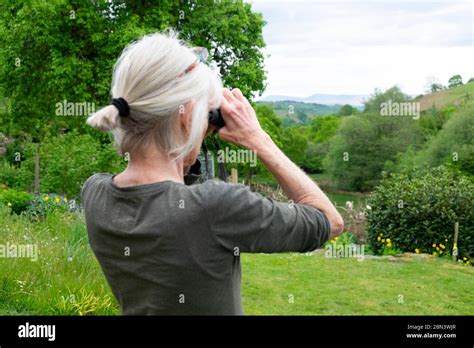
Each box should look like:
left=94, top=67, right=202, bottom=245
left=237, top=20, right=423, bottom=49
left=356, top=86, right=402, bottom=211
left=0, top=0, right=267, bottom=138
left=366, top=166, right=474, bottom=262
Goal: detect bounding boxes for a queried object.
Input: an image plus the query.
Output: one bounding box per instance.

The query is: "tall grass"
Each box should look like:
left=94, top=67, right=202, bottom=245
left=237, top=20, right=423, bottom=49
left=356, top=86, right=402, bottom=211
left=0, top=205, right=118, bottom=315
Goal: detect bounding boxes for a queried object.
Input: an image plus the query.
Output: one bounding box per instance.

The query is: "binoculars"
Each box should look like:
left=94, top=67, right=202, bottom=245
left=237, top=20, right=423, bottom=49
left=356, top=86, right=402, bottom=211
left=208, top=108, right=225, bottom=129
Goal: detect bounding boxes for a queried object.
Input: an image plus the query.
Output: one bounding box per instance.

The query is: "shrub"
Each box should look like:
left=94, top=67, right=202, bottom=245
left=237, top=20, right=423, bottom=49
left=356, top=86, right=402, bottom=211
left=366, top=167, right=474, bottom=263
left=0, top=189, right=33, bottom=215
left=0, top=132, right=125, bottom=198
left=25, top=193, right=76, bottom=219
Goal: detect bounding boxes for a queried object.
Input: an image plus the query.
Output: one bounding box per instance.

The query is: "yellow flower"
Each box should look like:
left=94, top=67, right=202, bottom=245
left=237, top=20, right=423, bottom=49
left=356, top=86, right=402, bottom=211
left=55, top=197, right=60, bottom=203
left=415, top=248, right=420, bottom=254
left=387, top=243, right=392, bottom=248
left=377, top=236, right=381, bottom=241
left=44, top=196, right=49, bottom=201
left=335, top=237, right=339, bottom=241
left=432, top=243, right=436, bottom=248
left=382, top=239, right=385, bottom=243
left=445, top=239, right=448, bottom=242
left=64, top=198, right=68, bottom=202
left=463, top=257, right=468, bottom=261
left=386, top=238, right=391, bottom=243
left=439, top=244, right=445, bottom=249
left=439, top=250, right=443, bottom=254
left=433, top=252, right=438, bottom=256
left=379, top=233, right=383, bottom=237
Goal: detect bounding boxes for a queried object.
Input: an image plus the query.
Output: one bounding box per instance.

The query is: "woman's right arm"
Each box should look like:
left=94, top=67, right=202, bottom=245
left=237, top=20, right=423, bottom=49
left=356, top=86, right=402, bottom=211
left=218, top=88, right=344, bottom=239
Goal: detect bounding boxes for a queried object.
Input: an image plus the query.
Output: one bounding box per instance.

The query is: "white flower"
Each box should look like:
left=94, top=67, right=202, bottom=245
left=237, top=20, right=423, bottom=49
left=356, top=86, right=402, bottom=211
left=345, top=201, right=353, bottom=210
left=366, top=205, right=372, bottom=210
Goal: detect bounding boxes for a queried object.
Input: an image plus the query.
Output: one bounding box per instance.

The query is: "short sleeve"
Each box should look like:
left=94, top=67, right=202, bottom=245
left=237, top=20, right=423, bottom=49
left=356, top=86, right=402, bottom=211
left=205, top=181, right=331, bottom=253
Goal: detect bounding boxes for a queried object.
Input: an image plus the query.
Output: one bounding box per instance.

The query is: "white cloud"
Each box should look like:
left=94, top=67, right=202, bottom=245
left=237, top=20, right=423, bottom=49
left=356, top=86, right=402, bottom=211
left=249, top=1, right=473, bottom=97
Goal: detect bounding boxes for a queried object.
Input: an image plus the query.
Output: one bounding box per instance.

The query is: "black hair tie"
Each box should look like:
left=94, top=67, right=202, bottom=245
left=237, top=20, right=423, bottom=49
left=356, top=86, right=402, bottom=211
left=112, top=97, right=130, bottom=117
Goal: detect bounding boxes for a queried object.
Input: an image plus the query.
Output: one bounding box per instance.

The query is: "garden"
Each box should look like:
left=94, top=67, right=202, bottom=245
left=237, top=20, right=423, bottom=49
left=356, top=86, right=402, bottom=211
left=1, top=0, right=473, bottom=316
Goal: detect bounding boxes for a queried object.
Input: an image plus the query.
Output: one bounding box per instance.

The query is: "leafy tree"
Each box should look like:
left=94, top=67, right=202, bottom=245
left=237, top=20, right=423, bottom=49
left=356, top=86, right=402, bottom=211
left=418, top=103, right=474, bottom=176
left=296, top=110, right=309, bottom=124
left=0, top=0, right=267, bottom=139
left=281, top=126, right=308, bottom=166
left=337, top=104, right=355, bottom=116
left=324, top=111, right=423, bottom=191
left=429, top=83, right=444, bottom=93
left=448, top=74, right=463, bottom=88
left=363, top=86, right=410, bottom=113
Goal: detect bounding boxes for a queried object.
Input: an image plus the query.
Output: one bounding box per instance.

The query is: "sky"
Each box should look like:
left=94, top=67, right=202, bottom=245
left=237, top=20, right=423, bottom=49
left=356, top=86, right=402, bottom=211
left=249, top=0, right=473, bottom=98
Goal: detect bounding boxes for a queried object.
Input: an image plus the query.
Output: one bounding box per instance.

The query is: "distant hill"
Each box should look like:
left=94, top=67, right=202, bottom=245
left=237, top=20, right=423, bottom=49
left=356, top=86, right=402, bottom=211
left=256, top=100, right=341, bottom=125
left=417, top=82, right=474, bottom=111
left=259, top=93, right=369, bottom=106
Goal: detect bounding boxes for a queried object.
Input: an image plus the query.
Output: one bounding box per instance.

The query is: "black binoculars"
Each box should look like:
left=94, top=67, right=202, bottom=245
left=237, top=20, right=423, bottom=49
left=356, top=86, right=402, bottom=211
left=208, top=108, right=225, bottom=129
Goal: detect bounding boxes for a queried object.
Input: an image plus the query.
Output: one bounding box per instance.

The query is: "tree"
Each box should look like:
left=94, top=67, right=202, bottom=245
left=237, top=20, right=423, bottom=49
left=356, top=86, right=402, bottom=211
left=0, top=0, right=267, bottom=139
left=429, top=83, right=444, bottom=93
left=281, top=126, right=308, bottom=166
left=419, top=103, right=474, bottom=176
left=303, top=115, right=341, bottom=172
left=337, top=104, right=355, bottom=116
left=448, top=75, right=463, bottom=88
left=363, top=86, right=410, bottom=113
left=324, top=111, right=423, bottom=191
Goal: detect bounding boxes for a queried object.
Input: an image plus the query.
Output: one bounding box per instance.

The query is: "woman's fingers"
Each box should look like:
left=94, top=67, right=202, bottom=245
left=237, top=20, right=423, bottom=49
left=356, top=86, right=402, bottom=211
left=223, top=88, right=238, bottom=103
left=231, top=88, right=250, bottom=106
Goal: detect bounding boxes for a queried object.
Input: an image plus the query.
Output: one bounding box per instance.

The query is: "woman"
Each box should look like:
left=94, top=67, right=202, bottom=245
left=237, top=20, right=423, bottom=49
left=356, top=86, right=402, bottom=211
left=82, top=31, right=343, bottom=315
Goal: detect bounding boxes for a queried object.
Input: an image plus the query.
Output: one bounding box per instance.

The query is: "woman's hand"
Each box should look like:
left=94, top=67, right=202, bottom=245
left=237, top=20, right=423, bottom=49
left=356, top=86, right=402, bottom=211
left=217, top=88, right=269, bottom=150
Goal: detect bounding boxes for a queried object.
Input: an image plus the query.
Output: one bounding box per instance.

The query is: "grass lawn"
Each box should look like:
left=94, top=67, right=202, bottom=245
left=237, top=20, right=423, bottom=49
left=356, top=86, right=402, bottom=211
left=1, top=206, right=473, bottom=315
left=242, top=253, right=474, bottom=315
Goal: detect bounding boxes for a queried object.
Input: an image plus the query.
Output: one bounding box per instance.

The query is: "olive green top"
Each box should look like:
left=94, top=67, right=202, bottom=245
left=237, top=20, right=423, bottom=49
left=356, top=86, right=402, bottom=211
left=81, top=173, right=330, bottom=315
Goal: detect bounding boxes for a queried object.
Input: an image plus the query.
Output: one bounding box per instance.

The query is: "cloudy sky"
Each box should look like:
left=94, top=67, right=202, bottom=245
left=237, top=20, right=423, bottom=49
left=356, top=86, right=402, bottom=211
left=249, top=0, right=473, bottom=98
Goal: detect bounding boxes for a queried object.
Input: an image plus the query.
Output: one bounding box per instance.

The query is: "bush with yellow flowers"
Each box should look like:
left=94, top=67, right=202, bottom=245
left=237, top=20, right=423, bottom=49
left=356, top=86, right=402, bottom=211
left=367, top=167, right=473, bottom=265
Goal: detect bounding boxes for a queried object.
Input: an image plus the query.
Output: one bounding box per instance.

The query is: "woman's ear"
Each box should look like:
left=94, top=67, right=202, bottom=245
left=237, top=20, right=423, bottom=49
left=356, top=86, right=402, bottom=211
left=180, top=99, right=196, bottom=137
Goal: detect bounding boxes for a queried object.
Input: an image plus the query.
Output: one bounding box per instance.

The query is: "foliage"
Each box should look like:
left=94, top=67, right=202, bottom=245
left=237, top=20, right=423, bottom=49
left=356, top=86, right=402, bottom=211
left=366, top=167, right=474, bottom=263
left=281, top=126, right=308, bottom=166
left=302, top=115, right=341, bottom=172
left=410, top=103, right=474, bottom=177
left=26, top=193, right=76, bottom=219
left=448, top=74, right=463, bottom=88
left=324, top=111, right=423, bottom=191
left=0, top=0, right=267, bottom=138
left=0, top=132, right=125, bottom=198
left=256, top=101, right=340, bottom=123
left=0, top=188, right=33, bottom=215
left=363, top=86, right=411, bottom=113
left=337, top=104, right=357, bottom=116
left=429, top=83, right=444, bottom=93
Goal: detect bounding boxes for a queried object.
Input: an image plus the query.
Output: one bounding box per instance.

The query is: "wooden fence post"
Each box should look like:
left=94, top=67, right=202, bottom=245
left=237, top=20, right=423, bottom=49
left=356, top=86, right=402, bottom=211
left=452, top=222, right=459, bottom=262
left=34, top=144, right=39, bottom=194
left=230, top=168, right=238, bottom=184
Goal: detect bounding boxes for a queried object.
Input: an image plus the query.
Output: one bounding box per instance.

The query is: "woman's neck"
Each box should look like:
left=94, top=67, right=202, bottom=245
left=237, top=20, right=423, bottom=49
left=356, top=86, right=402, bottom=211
left=113, top=147, right=185, bottom=187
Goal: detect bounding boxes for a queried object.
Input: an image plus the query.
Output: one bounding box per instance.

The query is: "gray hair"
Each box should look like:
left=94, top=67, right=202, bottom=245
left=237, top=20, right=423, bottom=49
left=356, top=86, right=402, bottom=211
left=87, top=30, right=222, bottom=160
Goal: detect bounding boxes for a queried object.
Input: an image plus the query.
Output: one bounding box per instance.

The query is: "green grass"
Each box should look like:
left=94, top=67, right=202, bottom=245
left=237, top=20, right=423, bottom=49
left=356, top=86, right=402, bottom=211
left=419, top=81, right=474, bottom=111
left=242, top=253, right=474, bottom=315
left=1, top=205, right=473, bottom=315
